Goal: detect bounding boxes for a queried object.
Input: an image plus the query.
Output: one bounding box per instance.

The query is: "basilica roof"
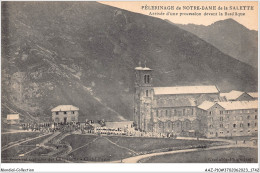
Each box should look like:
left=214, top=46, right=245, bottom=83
left=153, top=85, right=219, bottom=95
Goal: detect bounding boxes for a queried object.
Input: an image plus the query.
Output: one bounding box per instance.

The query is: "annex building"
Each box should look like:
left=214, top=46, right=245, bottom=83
left=133, top=65, right=258, bottom=138
left=198, top=100, right=258, bottom=138
left=6, top=114, right=20, bottom=124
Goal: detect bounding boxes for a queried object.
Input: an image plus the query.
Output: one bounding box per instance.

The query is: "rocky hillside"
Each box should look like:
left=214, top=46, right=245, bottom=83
left=174, top=19, right=258, bottom=68
left=1, top=2, right=257, bottom=123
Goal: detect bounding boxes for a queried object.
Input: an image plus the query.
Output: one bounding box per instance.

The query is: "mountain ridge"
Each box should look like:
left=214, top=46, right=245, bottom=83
left=172, top=18, right=258, bottom=68
left=1, top=2, right=257, bottom=123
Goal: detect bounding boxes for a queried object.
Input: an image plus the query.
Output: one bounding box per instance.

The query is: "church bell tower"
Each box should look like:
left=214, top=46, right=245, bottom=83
left=134, top=62, right=153, bottom=131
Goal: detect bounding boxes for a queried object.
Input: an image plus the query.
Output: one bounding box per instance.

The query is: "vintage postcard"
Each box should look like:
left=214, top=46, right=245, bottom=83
left=1, top=0, right=259, bottom=172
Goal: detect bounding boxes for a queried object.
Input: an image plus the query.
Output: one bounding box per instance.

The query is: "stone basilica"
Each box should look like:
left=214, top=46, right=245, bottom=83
left=133, top=65, right=258, bottom=138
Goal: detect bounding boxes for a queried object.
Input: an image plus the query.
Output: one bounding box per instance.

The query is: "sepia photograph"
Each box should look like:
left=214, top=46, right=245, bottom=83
left=1, top=0, right=259, bottom=171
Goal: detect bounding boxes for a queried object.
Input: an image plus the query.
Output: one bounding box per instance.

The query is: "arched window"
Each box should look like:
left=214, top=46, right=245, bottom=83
left=144, top=75, right=150, bottom=84
left=146, top=90, right=149, bottom=97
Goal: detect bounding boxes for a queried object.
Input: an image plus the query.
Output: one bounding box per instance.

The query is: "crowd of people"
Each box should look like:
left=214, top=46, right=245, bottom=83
left=18, top=121, right=180, bottom=139
left=20, top=121, right=94, bottom=133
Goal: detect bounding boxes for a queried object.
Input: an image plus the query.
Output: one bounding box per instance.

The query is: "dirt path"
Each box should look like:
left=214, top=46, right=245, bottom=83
left=40, top=132, right=60, bottom=145
left=103, top=137, right=138, bottom=155
left=18, top=147, right=40, bottom=157
left=52, top=132, right=71, bottom=145
left=17, top=132, right=61, bottom=157
left=68, top=137, right=99, bottom=155
left=176, top=136, right=234, bottom=143
left=59, top=142, right=73, bottom=157
left=2, top=133, right=51, bottom=151
left=111, top=143, right=257, bottom=163
left=49, top=132, right=73, bottom=157
left=17, top=132, right=73, bottom=158
left=2, top=131, right=38, bottom=134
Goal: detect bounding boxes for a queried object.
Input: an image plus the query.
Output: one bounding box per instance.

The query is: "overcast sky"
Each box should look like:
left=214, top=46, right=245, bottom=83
left=101, top=1, right=258, bottom=31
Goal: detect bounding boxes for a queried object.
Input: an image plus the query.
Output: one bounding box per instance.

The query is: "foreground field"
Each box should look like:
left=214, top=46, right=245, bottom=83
left=4, top=133, right=252, bottom=163
left=68, top=137, right=134, bottom=161
left=2, top=132, right=41, bottom=147
left=2, top=134, right=52, bottom=159
left=61, top=134, right=224, bottom=162
left=21, top=134, right=52, bottom=145
left=62, top=134, right=97, bottom=149
left=106, top=136, right=222, bottom=153
left=2, top=146, right=34, bottom=158
left=140, top=147, right=258, bottom=163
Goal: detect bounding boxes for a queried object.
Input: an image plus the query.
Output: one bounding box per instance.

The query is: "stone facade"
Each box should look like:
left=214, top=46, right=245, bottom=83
left=133, top=66, right=153, bottom=132
left=133, top=66, right=258, bottom=138
left=133, top=66, right=219, bottom=136
left=199, top=101, right=258, bottom=138
left=51, top=105, right=79, bottom=123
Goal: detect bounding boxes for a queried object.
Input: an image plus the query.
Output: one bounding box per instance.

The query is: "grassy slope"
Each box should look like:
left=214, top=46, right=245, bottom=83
left=1, top=132, right=41, bottom=146
left=62, top=134, right=222, bottom=161
left=2, top=146, right=33, bottom=158
left=63, top=134, right=134, bottom=161
left=62, top=134, right=98, bottom=149
left=141, top=147, right=258, bottom=163
left=68, top=137, right=134, bottom=161
left=21, top=134, right=52, bottom=145
left=2, top=133, right=52, bottom=161
left=106, top=136, right=219, bottom=152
